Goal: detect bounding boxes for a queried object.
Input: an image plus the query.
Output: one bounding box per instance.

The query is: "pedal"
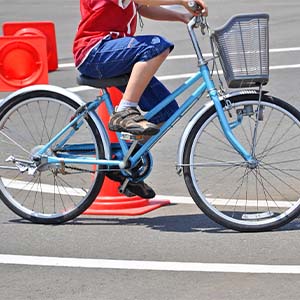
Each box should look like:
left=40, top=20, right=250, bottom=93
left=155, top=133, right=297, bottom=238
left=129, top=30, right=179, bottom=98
left=120, top=132, right=144, bottom=141
left=122, top=188, right=135, bottom=198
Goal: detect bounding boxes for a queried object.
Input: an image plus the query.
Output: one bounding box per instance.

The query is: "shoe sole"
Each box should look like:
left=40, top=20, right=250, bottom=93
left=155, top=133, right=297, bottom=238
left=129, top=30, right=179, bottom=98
left=108, top=125, right=159, bottom=136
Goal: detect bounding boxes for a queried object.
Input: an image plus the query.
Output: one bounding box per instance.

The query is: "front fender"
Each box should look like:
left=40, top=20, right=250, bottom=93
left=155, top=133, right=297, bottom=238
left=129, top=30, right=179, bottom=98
left=176, top=89, right=266, bottom=174
left=1, top=84, right=111, bottom=159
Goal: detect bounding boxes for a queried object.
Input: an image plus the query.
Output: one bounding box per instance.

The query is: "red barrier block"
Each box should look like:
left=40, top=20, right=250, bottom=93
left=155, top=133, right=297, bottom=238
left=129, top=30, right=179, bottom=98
left=3, top=21, right=58, bottom=71
left=0, top=36, right=48, bottom=91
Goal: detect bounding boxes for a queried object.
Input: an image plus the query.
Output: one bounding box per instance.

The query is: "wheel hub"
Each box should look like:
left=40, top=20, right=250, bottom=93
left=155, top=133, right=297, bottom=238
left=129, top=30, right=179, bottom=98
left=30, top=145, right=58, bottom=172
left=247, top=159, right=259, bottom=169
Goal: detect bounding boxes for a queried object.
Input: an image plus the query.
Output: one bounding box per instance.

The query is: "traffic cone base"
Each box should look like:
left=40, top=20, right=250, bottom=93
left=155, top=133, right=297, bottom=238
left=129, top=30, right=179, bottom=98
left=3, top=21, right=58, bottom=71
left=83, top=177, right=170, bottom=215
left=83, top=199, right=170, bottom=216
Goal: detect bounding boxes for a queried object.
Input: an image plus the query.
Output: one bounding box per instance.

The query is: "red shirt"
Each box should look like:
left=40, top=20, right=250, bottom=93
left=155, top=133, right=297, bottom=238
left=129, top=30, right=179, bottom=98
left=73, top=0, right=138, bottom=66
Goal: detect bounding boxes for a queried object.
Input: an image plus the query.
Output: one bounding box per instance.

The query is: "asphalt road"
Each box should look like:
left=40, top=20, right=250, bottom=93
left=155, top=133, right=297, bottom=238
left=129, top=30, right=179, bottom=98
left=1, top=1, right=300, bottom=299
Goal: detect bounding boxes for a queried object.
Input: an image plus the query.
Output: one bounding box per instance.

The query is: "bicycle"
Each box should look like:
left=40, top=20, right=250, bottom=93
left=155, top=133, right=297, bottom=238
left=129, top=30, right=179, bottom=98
left=1, top=12, right=300, bottom=232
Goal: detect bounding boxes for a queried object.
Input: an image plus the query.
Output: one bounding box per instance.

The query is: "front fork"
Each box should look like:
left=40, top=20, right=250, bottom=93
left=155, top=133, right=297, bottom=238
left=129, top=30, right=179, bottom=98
left=201, top=65, right=256, bottom=164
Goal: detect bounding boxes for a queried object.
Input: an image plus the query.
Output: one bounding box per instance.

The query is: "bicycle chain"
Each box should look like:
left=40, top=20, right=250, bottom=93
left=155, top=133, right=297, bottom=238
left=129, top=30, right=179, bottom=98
left=64, top=165, right=96, bottom=174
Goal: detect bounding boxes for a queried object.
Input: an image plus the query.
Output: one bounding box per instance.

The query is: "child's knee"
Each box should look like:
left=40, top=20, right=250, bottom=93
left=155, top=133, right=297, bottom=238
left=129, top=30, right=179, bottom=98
left=159, top=48, right=171, bottom=59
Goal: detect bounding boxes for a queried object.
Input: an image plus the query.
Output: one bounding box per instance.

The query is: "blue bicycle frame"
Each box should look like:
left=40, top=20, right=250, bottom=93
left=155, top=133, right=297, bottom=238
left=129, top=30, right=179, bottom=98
left=38, top=17, right=255, bottom=171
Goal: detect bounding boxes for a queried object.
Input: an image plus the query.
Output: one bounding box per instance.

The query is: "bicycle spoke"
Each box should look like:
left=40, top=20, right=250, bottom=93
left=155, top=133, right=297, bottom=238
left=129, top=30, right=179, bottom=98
left=202, top=127, right=236, bottom=153
left=259, top=163, right=300, bottom=196
left=260, top=115, right=295, bottom=158
left=0, top=128, right=31, bottom=155
left=38, top=100, right=51, bottom=143
left=16, top=109, right=39, bottom=146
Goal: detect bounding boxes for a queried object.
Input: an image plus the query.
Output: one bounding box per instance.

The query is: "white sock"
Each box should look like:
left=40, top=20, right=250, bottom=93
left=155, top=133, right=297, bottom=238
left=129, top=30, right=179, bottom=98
left=116, top=99, right=138, bottom=112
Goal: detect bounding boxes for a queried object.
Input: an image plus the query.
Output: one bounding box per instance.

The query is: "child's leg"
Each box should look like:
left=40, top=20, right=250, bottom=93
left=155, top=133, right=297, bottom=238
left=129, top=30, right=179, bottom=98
left=78, top=35, right=173, bottom=135
left=122, top=48, right=170, bottom=103
left=110, top=48, right=170, bottom=135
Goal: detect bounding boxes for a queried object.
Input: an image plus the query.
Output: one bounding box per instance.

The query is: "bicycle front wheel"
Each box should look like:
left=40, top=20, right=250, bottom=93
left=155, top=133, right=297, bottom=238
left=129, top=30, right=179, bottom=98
left=0, top=89, right=105, bottom=224
left=183, top=93, right=300, bottom=231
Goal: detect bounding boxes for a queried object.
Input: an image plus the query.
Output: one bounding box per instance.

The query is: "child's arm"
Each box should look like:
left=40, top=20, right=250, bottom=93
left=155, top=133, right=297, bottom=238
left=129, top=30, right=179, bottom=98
left=135, top=0, right=208, bottom=17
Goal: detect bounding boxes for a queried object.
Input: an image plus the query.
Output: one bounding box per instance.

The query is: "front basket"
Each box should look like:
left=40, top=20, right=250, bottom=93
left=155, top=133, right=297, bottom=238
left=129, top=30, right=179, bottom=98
left=211, top=13, right=270, bottom=88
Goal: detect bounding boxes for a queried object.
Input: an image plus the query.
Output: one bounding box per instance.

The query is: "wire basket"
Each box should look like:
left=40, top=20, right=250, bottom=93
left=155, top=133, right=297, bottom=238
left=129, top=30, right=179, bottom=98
left=211, top=13, right=269, bottom=88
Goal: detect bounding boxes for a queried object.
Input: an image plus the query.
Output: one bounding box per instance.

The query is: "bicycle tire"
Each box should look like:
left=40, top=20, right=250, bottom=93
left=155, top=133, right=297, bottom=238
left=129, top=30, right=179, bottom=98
left=0, top=89, right=105, bottom=224
left=183, top=93, right=300, bottom=232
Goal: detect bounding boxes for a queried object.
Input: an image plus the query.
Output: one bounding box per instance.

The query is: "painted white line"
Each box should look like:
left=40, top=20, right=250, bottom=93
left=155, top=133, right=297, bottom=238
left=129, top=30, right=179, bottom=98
left=1, top=254, right=300, bottom=274
left=166, top=47, right=300, bottom=60
left=156, top=195, right=194, bottom=204
left=58, top=46, right=300, bottom=69
left=1, top=178, right=295, bottom=208
left=155, top=195, right=297, bottom=208
left=270, top=46, right=300, bottom=53
left=67, top=86, right=94, bottom=92
left=2, top=178, right=85, bottom=197
left=271, top=64, right=300, bottom=70
left=158, top=64, right=300, bottom=81
left=65, top=63, right=300, bottom=92
left=58, top=62, right=75, bottom=68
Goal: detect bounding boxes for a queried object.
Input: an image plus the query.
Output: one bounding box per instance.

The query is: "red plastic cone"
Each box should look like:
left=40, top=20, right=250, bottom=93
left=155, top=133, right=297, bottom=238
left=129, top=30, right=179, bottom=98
left=0, top=35, right=48, bottom=91
left=83, top=87, right=170, bottom=215
left=3, top=21, right=58, bottom=71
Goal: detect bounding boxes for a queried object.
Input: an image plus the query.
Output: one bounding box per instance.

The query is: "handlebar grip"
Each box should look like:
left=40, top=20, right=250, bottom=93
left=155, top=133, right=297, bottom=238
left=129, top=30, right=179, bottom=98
left=188, top=0, right=199, bottom=12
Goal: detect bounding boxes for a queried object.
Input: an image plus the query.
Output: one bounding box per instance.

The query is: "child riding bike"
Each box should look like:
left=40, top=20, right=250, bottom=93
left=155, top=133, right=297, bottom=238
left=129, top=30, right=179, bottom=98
left=73, top=0, right=208, bottom=198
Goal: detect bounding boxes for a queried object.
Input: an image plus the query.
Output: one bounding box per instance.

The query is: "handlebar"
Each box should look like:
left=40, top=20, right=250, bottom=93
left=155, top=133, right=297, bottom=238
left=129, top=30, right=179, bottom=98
left=187, top=0, right=208, bottom=33
left=187, top=15, right=209, bottom=65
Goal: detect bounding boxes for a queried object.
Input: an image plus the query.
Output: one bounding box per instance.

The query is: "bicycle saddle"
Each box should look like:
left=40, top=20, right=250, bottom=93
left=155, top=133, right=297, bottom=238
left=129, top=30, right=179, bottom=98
left=76, top=73, right=130, bottom=88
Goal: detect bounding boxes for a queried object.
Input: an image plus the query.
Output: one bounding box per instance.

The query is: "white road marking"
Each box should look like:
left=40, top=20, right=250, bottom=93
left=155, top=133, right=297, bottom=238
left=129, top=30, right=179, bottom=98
left=58, top=62, right=75, bottom=68
left=66, top=63, right=300, bottom=92
left=1, top=178, right=296, bottom=208
left=1, top=254, right=300, bottom=274
left=155, top=195, right=297, bottom=208
left=60, top=46, right=300, bottom=91
left=59, top=46, right=300, bottom=69
left=2, top=178, right=85, bottom=196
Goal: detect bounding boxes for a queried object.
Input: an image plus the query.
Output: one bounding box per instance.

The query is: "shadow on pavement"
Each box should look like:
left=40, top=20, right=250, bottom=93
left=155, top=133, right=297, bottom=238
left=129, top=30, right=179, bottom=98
left=74, top=214, right=228, bottom=233
left=7, top=214, right=300, bottom=233
left=73, top=214, right=300, bottom=233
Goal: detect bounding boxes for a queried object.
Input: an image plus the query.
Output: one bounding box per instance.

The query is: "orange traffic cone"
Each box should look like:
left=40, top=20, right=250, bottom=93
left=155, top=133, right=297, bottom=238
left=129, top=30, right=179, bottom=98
left=3, top=21, right=58, bottom=71
left=0, top=35, right=48, bottom=91
left=83, top=87, right=170, bottom=215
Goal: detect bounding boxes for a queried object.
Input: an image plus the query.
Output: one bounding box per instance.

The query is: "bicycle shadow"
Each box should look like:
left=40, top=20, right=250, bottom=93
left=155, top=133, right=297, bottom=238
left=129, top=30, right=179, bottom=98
left=73, top=213, right=228, bottom=233
left=71, top=213, right=300, bottom=233
left=8, top=213, right=228, bottom=232
left=8, top=213, right=300, bottom=233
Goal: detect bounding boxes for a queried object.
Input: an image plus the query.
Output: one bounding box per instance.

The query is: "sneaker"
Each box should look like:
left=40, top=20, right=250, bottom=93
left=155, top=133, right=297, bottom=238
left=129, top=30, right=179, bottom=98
left=108, top=107, right=159, bottom=136
left=106, top=171, right=156, bottom=199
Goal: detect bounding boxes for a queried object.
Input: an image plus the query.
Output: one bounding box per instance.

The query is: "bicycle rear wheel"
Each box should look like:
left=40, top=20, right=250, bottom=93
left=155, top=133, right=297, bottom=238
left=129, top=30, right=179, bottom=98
left=183, top=93, right=300, bottom=231
left=0, top=89, right=105, bottom=224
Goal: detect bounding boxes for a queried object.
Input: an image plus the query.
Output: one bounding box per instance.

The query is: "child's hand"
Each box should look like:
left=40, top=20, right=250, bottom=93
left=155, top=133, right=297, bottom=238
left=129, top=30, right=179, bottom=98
left=182, top=0, right=208, bottom=16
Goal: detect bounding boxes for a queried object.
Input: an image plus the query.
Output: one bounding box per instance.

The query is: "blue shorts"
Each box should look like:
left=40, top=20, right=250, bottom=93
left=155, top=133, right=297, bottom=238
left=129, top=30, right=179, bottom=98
left=78, top=35, right=179, bottom=124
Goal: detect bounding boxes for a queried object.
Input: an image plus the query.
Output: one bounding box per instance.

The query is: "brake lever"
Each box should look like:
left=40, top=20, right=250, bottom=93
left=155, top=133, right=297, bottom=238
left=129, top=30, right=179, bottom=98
left=200, top=20, right=206, bottom=35
left=188, top=1, right=207, bottom=34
